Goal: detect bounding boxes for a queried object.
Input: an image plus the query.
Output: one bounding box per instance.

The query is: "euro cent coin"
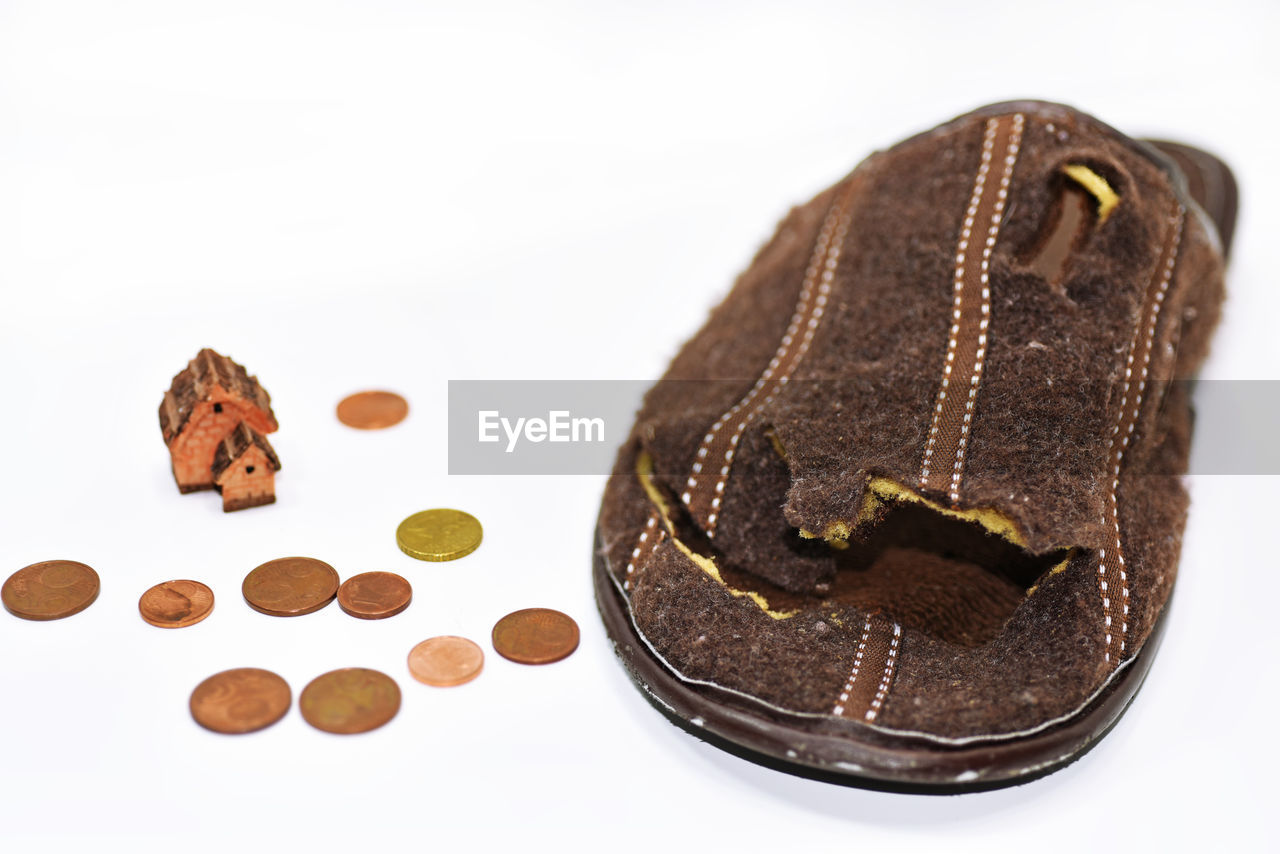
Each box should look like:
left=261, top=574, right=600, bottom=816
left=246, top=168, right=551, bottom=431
left=337, top=571, right=412, bottom=620
left=138, top=579, right=215, bottom=628
left=492, top=608, right=580, bottom=665
left=2, top=560, right=100, bottom=621
left=189, top=667, right=291, bottom=734
left=299, top=668, right=401, bottom=734
left=408, top=636, right=484, bottom=687
left=395, top=509, right=483, bottom=561
left=242, top=557, right=340, bottom=617
left=336, top=391, right=409, bottom=429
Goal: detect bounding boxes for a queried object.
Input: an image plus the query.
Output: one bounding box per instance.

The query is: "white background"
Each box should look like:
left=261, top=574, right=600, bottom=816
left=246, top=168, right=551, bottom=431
left=2, top=1, right=1276, bottom=850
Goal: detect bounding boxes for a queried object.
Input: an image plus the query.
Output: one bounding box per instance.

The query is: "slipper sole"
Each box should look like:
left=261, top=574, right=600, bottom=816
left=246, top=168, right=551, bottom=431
left=593, top=525, right=1168, bottom=793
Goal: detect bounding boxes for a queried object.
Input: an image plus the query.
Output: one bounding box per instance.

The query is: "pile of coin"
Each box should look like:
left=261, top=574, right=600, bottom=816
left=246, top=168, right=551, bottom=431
left=396, top=508, right=483, bottom=561
left=138, top=580, right=215, bottom=628
left=242, top=557, right=341, bottom=617
left=336, top=390, right=410, bottom=430
left=4, top=504, right=580, bottom=737
left=492, top=608, right=581, bottom=664
left=190, top=668, right=292, bottom=734
left=408, top=636, right=485, bottom=687
left=2, top=560, right=100, bottom=621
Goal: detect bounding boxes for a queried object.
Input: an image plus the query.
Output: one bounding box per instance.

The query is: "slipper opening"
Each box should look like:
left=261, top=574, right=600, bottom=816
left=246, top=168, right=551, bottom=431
left=640, top=453, right=1070, bottom=648
left=818, top=502, right=1071, bottom=648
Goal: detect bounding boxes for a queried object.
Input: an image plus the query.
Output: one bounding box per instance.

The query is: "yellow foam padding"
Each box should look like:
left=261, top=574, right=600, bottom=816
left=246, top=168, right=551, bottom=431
left=1062, top=164, right=1120, bottom=224
left=1025, top=550, right=1075, bottom=597
left=764, top=427, right=789, bottom=461
left=635, top=452, right=797, bottom=619
left=800, top=477, right=1028, bottom=547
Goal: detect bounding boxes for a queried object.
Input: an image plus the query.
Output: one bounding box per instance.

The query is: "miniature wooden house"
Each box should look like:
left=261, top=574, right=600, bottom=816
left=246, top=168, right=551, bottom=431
left=159, top=348, right=281, bottom=511
left=212, top=422, right=281, bottom=511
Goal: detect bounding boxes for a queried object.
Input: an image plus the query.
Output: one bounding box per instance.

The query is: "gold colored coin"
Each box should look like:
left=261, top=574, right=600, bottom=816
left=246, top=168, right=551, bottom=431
left=190, top=667, right=291, bottom=734
left=242, top=557, right=339, bottom=617
left=139, top=579, right=215, bottom=628
left=396, top=509, right=483, bottom=562
left=408, top=636, right=484, bottom=687
left=492, top=608, right=580, bottom=665
left=2, top=560, right=100, bottom=621
left=299, top=668, right=401, bottom=734
left=336, top=390, right=409, bottom=430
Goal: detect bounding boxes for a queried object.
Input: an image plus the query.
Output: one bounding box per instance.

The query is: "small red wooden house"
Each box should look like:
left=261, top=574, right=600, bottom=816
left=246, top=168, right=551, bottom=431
left=212, top=422, right=281, bottom=511
left=159, top=348, right=280, bottom=511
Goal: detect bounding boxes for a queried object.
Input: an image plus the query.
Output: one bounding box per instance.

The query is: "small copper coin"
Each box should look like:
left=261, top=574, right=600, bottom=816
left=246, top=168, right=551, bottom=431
left=337, top=391, right=409, bottom=429
left=396, top=508, right=483, bottom=561
left=299, top=668, right=401, bottom=734
left=2, top=560, right=100, bottom=621
left=139, top=579, right=215, bottom=628
left=242, top=556, right=339, bottom=617
left=189, top=667, right=291, bottom=734
left=408, top=636, right=485, bottom=687
left=337, top=571, right=412, bottom=620
left=492, top=608, right=580, bottom=665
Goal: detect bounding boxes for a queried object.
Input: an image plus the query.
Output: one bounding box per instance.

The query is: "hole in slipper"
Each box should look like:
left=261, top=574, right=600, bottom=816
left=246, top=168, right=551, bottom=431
left=635, top=450, right=1069, bottom=645
left=820, top=503, right=1071, bottom=648
left=1021, top=163, right=1119, bottom=289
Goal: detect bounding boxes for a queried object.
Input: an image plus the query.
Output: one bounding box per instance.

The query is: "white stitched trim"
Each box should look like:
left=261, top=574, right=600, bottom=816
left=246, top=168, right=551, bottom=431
left=920, top=115, right=1023, bottom=495
left=920, top=119, right=998, bottom=487
left=685, top=182, right=854, bottom=536
left=1098, top=206, right=1183, bottom=663
left=624, top=513, right=661, bottom=592
left=865, top=623, right=902, bottom=722
left=831, top=616, right=873, bottom=716
left=603, top=546, right=1147, bottom=746
left=948, top=113, right=1023, bottom=503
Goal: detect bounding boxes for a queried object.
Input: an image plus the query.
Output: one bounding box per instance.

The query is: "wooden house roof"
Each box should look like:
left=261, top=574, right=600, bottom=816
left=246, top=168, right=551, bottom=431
left=159, top=348, right=277, bottom=445
left=211, top=422, right=282, bottom=480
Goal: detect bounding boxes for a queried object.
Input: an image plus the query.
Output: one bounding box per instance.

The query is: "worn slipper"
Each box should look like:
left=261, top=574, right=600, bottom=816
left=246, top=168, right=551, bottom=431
left=594, top=100, right=1233, bottom=791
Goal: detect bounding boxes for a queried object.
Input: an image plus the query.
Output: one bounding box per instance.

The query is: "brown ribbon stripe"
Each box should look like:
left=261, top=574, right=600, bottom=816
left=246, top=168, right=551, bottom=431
left=1097, top=202, right=1184, bottom=669
left=681, top=175, right=861, bottom=537
left=831, top=615, right=902, bottom=723
left=623, top=510, right=665, bottom=593
left=919, top=113, right=1025, bottom=504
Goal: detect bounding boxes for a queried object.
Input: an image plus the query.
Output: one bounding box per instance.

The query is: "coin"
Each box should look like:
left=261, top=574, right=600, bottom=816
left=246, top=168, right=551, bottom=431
left=299, top=668, right=401, bottom=734
left=408, top=636, right=484, bottom=687
left=138, top=579, right=215, bottom=628
left=336, top=390, right=409, bottom=430
left=189, top=667, right=291, bottom=734
left=491, top=608, right=580, bottom=664
left=242, top=557, right=339, bottom=617
left=337, top=571, right=412, bottom=620
left=2, top=560, right=100, bottom=621
left=396, top=508, right=483, bottom=561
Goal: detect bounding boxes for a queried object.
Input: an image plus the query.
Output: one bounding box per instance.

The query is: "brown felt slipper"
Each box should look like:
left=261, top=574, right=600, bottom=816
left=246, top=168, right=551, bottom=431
left=594, top=100, right=1234, bottom=791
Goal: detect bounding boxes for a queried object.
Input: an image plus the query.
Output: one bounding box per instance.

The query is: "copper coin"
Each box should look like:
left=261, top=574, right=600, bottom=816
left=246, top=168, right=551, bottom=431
left=138, top=579, right=215, bottom=628
left=299, top=668, right=401, bottom=734
left=242, top=556, right=339, bottom=617
left=189, top=667, right=291, bottom=734
left=337, top=571, right=412, bottom=620
left=492, top=608, right=580, bottom=665
left=2, top=560, right=100, bottom=621
left=336, top=391, right=409, bottom=429
left=408, top=636, right=484, bottom=687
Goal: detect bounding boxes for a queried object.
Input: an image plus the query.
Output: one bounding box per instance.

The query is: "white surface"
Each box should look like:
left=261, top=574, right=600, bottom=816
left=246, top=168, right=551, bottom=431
left=1, top=1, right=1276, bottom=851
